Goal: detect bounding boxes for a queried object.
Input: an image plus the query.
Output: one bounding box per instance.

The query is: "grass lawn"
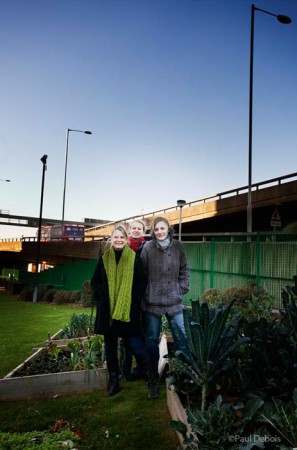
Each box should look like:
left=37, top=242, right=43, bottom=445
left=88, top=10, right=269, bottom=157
left=0, top=291, right=179, bottom=449
left=0, top=292, right=89, bottom=377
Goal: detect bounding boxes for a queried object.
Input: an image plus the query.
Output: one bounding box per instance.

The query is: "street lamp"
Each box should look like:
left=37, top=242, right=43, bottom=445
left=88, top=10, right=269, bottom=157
left=0, top=179, right=11, bottom=182
left=61, top=128, right=92, bottom=228
left=33, top=155, right=48, bottom=303
left=247, top=4, right=291, bottom=233
left=177, top=199, right=186, bottom=241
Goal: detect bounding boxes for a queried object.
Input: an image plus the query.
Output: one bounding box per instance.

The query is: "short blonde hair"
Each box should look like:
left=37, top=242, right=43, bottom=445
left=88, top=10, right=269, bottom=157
left=129, top=219, right=146, bottom=233
left=111, top=224, right=128, bottom=239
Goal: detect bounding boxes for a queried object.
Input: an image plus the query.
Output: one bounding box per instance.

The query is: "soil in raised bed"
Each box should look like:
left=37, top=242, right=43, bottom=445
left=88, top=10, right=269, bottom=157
left=11, top=347, right=103, bottom=377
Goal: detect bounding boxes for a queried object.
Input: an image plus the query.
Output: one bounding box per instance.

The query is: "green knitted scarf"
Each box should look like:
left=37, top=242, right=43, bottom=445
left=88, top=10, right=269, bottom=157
left=103, top=245, right=135, bottom=323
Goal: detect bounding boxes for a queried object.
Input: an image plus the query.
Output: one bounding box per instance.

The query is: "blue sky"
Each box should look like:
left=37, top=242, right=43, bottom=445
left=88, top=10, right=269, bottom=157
left=0, top=0, right=296, bottom=238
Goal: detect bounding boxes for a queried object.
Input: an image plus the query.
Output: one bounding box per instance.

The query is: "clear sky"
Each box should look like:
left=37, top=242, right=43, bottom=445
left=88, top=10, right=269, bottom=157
left=0, top=0, right=296, bottom=238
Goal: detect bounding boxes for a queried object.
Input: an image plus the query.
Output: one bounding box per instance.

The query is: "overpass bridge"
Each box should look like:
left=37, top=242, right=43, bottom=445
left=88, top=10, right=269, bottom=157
left=85, top=172, right=297, bottom=237
left=0, top=214, right=109, bottom=229
left=1, top=172, right=297, bottom=270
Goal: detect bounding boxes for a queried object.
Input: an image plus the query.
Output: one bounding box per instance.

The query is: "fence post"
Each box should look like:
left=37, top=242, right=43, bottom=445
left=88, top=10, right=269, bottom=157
left=256, top=232, right=260, bottom=286
left=210, top=238, right=215, bottom=289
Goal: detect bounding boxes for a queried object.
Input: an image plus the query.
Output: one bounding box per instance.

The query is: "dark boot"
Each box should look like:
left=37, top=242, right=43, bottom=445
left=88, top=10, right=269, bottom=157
left=144, top=362, right=159, bottom=400
left=106, top=372, right=121, bottom=397
left=147, top=378, right=159, bottom=400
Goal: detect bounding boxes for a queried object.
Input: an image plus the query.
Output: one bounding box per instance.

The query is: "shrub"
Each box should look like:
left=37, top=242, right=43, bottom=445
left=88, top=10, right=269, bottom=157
left=44, top=288, right=57, bottom=303
left=200, top=288, right=222, bottom=307
left=53, top=290, right=72, bottom=305
left=221, top=286, right=251, bottom=308
left=8, top=281, right=26, bottom=295
left=18, top=286, right=34, bottom=302
left=69, top=290, right=81, bottom=304
left=81, top=280, right=94, bottom=307
left=38, top=285, right=51, bottom=302
left=220, top=283, right=274, bottom=320
left=52, top=290, right=82, bottom=305
left=241, top=316, right=297, bottom=401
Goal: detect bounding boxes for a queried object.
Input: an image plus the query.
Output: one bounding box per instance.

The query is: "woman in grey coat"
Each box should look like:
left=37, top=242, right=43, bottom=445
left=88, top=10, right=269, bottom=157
left=140, top=216, right=189, bottom=398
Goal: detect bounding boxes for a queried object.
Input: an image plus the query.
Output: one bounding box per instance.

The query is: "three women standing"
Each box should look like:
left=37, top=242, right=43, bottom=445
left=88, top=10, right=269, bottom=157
left=91, top=216, right=189, bottom=400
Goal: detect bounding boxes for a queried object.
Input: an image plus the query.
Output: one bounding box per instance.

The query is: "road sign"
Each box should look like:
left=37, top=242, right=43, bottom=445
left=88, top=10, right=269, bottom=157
left=271, top=208, right=281, bottom=228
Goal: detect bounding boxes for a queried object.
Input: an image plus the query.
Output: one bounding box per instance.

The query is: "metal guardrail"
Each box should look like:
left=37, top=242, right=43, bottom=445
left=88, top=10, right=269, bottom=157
left=0, top=235, right=110, bottom=243
left=86, top=172, right=297, bottom=232
left=0, top=232, right=263, bottom=243
left=2, top=231, right=296, bottom=245
left=1, top=172, right=297, bottom=240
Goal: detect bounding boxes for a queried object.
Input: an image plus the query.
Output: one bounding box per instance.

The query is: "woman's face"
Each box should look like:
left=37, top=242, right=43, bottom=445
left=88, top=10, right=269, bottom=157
left=129, top=221, right=145, bottom=239
left=153, top=221, right=169, bottom=241
left=111, top=230, right=127, bottom=250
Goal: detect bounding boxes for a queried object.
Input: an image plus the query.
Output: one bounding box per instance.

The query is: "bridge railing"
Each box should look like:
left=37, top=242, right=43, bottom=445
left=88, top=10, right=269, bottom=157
left=1, top=171, right=297, bottom=240
left=0, top=235, right=111, bottom=243
left=86, top=172, right=297, bottom=232
left=0, top=231, right=278, bottom=244
left=0, top=237, right=23, bottom=243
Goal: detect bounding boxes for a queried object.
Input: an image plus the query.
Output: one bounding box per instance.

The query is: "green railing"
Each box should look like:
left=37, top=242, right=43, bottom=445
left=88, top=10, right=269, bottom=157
left=183, top=233, right=297, bottom=308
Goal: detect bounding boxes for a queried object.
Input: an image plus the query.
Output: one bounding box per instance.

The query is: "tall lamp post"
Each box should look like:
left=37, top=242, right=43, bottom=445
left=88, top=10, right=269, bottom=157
left=247, top=4, right=291, bottom=233
left=177, top=199, right=186, bottom=241
left=62, top=128, right=92, bottom=228
left=33, top=155, right=48, bottom=303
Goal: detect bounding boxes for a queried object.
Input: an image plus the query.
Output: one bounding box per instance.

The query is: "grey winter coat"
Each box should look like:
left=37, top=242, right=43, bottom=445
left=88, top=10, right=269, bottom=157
left=140, top=236, right=189, bottom=316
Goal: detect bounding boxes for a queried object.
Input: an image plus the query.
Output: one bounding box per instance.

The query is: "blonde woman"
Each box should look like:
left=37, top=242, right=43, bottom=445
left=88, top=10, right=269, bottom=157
left=128, top=219, right=146, bottom=253
left=120, top=219, right=147, bottom=381
left=91, top=224, right=150, bottom=397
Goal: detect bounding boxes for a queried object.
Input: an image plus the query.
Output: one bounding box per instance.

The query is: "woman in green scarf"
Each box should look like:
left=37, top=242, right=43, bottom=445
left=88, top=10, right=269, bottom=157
left=91, top=224, right=149, bottom=397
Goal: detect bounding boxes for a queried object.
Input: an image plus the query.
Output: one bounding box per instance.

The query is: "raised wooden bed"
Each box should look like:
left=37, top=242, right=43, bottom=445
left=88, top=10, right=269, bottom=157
left=43, top=329, right=94, bottom=347
left=166, top=381, right=191, bottom=448
left=158, top=333, right=169, bottom=377
left=158, top=332, right=175, bottom=379
left=0, top=347, right=107, bottom=401
left=1, top=332, right=171, bottom=401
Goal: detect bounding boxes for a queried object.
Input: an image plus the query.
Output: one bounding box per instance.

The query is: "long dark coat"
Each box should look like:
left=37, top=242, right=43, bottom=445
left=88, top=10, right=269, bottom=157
left=91, top=251, right=147, bottom=336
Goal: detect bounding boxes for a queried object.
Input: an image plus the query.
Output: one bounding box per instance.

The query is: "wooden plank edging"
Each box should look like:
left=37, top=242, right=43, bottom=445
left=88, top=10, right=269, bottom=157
left=0, top=368, right=107, bottom=401
left=166, top=380, right=193, bottom=449
left=1, top=346, right=107, bottom=401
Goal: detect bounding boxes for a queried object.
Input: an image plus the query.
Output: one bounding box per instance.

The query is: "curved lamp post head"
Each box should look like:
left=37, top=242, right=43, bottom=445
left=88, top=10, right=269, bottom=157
left=177, top=199, right=186, bottom=208
left=68, top=128, right=93, bottom=135
left=277, top=15, right=292, bottom=25
left=254, top=6, right=292, bottom=25
left=40, top=155, right=47, bottom=164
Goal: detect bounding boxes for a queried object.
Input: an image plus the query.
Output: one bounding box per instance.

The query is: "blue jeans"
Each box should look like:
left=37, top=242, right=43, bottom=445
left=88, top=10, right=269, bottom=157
left=144, top=311, right=187, bottom=379
left=104, top=334, right=148, bottom=378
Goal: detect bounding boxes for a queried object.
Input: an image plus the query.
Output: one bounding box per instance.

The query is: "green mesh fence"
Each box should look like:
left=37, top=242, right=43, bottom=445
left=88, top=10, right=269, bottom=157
left=183, top=233, right=297, bottom=308
left=18, top=233, right=297, bottom=309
